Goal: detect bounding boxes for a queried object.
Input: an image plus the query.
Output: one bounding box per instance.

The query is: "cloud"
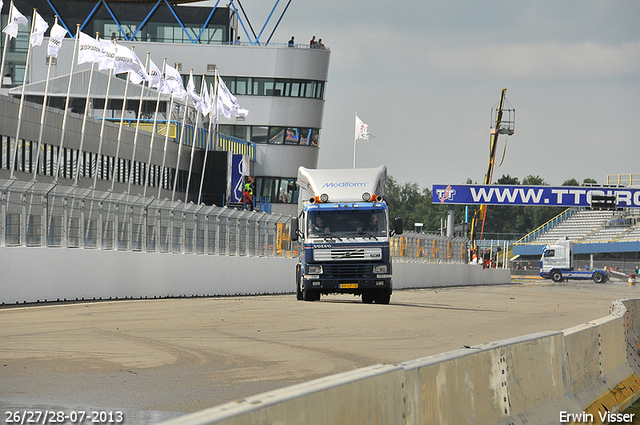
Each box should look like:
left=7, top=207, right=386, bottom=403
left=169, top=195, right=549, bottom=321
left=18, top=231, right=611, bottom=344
left=424, top=41, right=640, bottom=80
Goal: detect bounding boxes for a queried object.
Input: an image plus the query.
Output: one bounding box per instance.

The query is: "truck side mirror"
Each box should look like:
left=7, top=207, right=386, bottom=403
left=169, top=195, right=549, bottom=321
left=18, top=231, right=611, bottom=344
left=393, top=217, right=403, bottom=235
left=290, top=217, right=299, bottom=241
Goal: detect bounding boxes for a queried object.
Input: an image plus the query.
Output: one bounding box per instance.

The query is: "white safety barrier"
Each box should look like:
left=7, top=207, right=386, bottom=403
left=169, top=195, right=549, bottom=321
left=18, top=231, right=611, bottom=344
left=0, top=246, right=509, bottom=304
left=157, top=299, right=640, bottom=425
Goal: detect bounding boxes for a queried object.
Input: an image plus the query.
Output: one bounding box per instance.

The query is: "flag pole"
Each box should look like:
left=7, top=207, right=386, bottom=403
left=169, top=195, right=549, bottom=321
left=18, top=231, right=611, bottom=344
left=158, top=89, right=175, bottom=201
left=33, top=15, right=58, bottom=180
left=353, top=112, right=358, bottom=169
left=55, top=24, right=80, bottom=182
left=127, top=51, right=150, bottom=194
left=143, top=57, right=166, bottom=199
left=10, top=7, right=37, bottom=179
left=214, top=72, right=220, bottom=151
left=73, top=32, right=100, bottom=185
left=93, top=45, right=116, bottom=189
left=0, top=0, right=14, bottom=89
left=198, top=80, right=215, bottom=204
left=171, top=69, right=192, bottom=202
left=110, top=46, right=133, bottom=192
left=185, top=74, right=205, bottom=202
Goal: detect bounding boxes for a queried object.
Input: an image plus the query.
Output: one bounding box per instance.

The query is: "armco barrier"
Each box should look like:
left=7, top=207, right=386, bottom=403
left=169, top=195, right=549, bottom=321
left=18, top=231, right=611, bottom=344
left=158, top=299, right=640, bottom=425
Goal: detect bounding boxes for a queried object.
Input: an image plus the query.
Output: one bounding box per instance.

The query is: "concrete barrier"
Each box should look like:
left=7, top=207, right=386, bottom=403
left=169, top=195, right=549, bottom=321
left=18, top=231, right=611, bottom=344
left=401, top=332, right=580, bottom=425
left=157, top=299, right=640, bottom=425
left=393, top=262, right=511, bottom=288
left=0, top=246, right=509, bottom=305
left=153, top=365, right=406, bottom=425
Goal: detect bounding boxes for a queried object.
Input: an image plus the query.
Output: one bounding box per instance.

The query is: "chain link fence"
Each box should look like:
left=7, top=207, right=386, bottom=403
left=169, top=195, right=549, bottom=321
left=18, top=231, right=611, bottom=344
left=1, top=181, right=291, bottom=257
left=1, top=180, right=469, bottom=263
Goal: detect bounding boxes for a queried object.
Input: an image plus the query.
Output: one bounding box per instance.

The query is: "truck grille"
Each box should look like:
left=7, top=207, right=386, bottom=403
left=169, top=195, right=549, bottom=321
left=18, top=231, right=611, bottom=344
left=314, top=248, right=382, bottom=261
left=323, top=264, right=373, bottom=279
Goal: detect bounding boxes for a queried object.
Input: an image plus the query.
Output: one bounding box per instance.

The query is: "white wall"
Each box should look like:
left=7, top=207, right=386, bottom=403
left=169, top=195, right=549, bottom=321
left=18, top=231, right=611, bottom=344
left=0, top=247, right=509, bottom=305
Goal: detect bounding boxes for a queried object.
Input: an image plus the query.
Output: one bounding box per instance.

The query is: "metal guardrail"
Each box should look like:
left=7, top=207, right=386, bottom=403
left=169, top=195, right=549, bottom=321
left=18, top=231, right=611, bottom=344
left=607, top=174, right=640, bottom=186
left=0, top=181, right=288, bottom=257
left=1, top=179, right=468, bottom=263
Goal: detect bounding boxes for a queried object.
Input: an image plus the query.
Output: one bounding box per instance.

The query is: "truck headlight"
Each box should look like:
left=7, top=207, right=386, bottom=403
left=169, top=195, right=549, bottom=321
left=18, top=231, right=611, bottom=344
left=374, top=265, right=388, bottom=274
left=308, top=265, right=323, bottom=274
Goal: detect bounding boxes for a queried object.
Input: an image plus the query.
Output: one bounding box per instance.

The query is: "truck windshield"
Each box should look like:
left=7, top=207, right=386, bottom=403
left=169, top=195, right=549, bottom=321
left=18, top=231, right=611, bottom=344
left=307, top=209, right=387, bottom=238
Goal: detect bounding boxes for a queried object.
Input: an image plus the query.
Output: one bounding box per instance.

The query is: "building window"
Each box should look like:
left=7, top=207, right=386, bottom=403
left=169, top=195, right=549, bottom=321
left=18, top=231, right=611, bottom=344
left=256, top=177, right=298, bottom=204
left=268, top=127, right=285, bottom=144
left=251, top=126, right=268, bottom=144
left=222, top=76, right=324, bottom=99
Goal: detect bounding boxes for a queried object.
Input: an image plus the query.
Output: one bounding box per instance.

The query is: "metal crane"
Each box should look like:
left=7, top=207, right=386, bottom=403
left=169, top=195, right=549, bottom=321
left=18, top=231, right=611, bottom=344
left=469, top=89, right=515, bottom=262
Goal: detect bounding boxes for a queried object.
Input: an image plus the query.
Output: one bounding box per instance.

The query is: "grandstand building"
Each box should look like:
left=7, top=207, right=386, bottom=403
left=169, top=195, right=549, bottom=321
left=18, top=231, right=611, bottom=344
left=0, top=0, right=329, bottom=215
left=513, top=177, right=640, bottom=272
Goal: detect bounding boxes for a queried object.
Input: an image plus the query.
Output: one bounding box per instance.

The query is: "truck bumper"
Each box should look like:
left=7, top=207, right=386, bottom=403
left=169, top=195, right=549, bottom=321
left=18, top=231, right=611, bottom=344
left=301, top=276, right=392, bottom=294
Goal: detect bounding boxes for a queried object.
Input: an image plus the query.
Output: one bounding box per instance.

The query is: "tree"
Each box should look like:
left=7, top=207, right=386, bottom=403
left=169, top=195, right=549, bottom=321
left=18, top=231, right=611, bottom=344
left=386, top=176, right=465, bottom=233
left=522, top=175, right=546, bottom=186
left=562, top=178, right=580, bottom=186
left=386, top=174, right=569, bottom=238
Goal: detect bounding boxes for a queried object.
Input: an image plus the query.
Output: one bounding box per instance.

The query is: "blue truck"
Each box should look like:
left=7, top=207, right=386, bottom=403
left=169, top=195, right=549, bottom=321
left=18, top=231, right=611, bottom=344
left=290, top=166, right=403, bottom=303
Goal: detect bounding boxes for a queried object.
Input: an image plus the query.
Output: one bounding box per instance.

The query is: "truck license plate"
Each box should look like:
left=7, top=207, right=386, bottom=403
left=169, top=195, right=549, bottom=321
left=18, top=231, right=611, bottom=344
left=340, top=283, right=358, bottom=289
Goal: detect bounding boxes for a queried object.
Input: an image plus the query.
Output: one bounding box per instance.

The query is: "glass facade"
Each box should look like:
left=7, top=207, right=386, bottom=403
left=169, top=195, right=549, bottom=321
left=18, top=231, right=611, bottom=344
left=186, top=75, right=325, bottom=100
left=255, top=177, right=298, bottom=204
left=220, top=125, right=319, bottom=146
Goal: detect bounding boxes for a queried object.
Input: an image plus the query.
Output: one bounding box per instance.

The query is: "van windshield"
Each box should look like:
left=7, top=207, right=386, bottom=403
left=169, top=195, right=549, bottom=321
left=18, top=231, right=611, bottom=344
left=308, top=210, right=387, bottom=238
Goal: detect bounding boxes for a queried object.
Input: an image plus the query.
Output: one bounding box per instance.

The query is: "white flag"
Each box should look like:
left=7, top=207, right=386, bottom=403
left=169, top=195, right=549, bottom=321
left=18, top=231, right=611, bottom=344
left=200, top=83, right=213, bottom=116
left=29, top=11, right=49, bottom=46
left=163, top=64, right=186, bottom=99
left=78, top=32, right=104, bottom=65
left=217, top=76, right=248, bottom=119
left=148, top=58, right=162, bottom=90
left=47, top=22, right=67, bottom=58
left=113, top=45, right=149, bottom=84
left=127, top=50, right=149, bottom=85
left=186, top=74, right=202, bottom=109
left=356, top=115, right=369, bottom=140
left=98, top=39, right=116, bottom=70
left=2, top=3, right=28, bottom=39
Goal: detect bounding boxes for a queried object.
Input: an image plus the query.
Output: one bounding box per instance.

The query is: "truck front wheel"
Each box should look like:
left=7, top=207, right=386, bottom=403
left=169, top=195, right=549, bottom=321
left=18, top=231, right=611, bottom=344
left=374, top=289, right=391, bottom=305
left=592, top=272, right=606, bottom=284
left=296, top=265, right=303, bottom=300
left=303, top=288, right=320, bottom=301
left=362, top=291, right=374, bottom=304
left=551, top=270, right=563, bottom=282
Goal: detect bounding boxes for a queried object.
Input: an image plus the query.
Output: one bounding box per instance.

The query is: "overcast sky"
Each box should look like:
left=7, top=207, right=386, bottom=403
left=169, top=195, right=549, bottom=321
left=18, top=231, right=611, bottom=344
left=238, top=0, right=639, bottom=189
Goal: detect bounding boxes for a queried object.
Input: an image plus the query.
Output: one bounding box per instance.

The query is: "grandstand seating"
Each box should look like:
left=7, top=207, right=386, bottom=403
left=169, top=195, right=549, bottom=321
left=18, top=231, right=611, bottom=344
left=529, top=210, right=619, bottom=245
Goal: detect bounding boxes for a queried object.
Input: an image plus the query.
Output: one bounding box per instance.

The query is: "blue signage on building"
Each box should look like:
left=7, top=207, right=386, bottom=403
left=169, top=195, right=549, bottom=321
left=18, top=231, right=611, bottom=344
left=432, top=185, right=640, bottom=208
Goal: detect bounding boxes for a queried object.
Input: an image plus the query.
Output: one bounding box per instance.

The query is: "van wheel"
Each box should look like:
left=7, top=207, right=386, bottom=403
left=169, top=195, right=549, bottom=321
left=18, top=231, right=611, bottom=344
left=592, top=272, right=606, bottom=284
left=551, top=270, right=563, bottom=282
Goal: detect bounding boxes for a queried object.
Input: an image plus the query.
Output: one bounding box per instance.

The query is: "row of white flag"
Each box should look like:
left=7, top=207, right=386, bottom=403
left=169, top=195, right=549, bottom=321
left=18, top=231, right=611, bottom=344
left=1, top=1, right=248, bottom=120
